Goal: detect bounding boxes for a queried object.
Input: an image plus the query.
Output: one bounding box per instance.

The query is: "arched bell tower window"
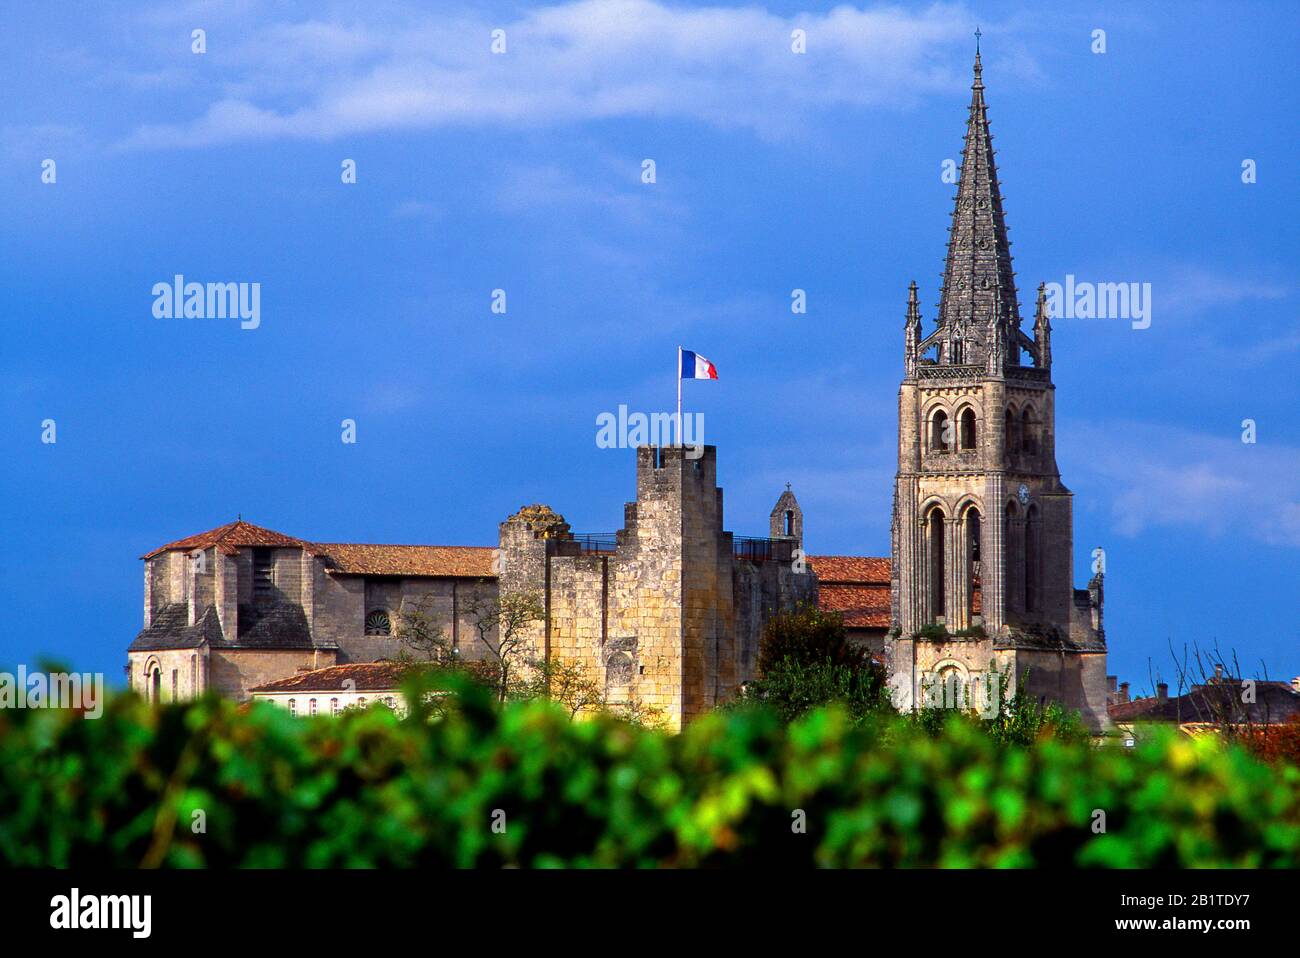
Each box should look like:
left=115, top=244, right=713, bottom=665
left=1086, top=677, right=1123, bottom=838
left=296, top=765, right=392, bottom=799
left=1021, top=408, right=1037, bottom=455
left=1004, top=501, right=1021, bottom=613
left=963, top=506, right=982, bottom=622
left=925, top=506, right=946, bottom=624
left=959, top=408, right=977, bottom=450
left=931, top=410, right=951, bottom=454
left=784, top=510, right=794, bottom=536
left=1024, top=505, right=1040, bottom=613
left=1005, top=407, right=1020, bottom=458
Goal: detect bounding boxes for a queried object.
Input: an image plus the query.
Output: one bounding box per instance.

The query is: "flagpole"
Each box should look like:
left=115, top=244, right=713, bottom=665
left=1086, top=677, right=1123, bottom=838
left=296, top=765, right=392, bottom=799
left=676, top=346, right=683, bottom=447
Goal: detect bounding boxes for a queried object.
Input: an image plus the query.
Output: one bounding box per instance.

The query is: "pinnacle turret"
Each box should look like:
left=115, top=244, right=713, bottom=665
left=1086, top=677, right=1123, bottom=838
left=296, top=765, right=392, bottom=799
left=904, top=280, right=921, bottom=377
left=1034, top=281, right=1052, bottom=370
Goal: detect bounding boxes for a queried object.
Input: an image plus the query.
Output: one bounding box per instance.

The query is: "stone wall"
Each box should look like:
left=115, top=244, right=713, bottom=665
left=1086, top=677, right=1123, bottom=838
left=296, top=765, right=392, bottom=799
left=498, top=445, right=811, bottom=730
left=207, top=648, right=335, bottom=701
left=128, top=648, right=209, bottom=702
left=308, top=559, right=497, bottom=664
left=734, top=559, right=816, bottom=684
left=1013, top=648, right=1110, bottom=732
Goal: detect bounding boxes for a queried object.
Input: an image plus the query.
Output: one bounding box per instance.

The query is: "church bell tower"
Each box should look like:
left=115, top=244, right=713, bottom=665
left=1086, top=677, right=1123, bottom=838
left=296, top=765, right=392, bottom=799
left=887, top=39, right=1108, bottom=728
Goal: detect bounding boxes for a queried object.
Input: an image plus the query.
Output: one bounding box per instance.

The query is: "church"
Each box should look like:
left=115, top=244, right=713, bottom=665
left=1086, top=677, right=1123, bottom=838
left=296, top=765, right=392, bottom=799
left=127, top=50, right=1109, bottom=731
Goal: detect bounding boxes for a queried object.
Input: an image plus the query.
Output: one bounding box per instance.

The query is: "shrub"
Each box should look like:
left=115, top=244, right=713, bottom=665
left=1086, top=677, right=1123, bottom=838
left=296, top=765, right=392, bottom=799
left=740, top=658, right=891, bottom=725
left=756, top=605, right=863, bottom=675
left=912, top=668, right=1091, bottom=746
left=1239, top=716, right=1300, bottom=767
left=2, top=674, right=1299, bottom=868
left=742, top=603, right=889, bottom=724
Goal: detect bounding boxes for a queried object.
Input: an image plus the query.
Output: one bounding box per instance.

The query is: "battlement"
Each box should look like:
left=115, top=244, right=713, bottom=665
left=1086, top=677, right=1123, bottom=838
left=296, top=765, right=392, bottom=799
left=635, top=443, right=718, bottom=486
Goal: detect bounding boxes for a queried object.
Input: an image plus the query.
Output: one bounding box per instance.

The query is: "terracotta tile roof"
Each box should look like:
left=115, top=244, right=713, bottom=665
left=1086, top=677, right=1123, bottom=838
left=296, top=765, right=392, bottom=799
left=249, top=661, right=411, bottom=694
left=808, top=555, right=891, bottom=584
left=142, top=520, right=309, bottom=559
left=1108, top=681, right=1300, bottom=725
left=142, top=521, right=497, bottom=579
left=313, top=544, right=497, bottom=578
left=818, top=583, right=892, bottom=629
left=804, top=556, right=892, bottom=629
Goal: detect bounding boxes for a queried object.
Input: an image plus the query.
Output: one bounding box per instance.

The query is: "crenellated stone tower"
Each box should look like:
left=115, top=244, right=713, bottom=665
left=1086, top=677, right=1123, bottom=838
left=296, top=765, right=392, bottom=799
left=888, top=43, right=1109, bottom=730
left=496, top=446, right=815, bottom=730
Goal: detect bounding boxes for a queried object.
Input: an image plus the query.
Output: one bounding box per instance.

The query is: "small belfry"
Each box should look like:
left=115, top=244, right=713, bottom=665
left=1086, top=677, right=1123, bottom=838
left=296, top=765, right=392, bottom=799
left=888, top=38, right=1109, bottom=730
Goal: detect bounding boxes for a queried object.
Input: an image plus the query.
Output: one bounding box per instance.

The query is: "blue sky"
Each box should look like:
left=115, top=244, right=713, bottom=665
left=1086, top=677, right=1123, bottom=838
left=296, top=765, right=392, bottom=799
left=1, top=0, right=1296, bottom=692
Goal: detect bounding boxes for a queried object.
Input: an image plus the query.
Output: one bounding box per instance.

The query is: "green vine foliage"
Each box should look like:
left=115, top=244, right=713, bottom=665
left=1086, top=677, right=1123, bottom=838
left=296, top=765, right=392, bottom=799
left=2, top=671, right=1299, bottom=868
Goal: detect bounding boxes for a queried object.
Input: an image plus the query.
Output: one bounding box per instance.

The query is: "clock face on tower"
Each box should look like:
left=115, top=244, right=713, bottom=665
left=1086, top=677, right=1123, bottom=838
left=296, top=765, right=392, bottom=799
left=1017, top=484, right=1030, bottom=506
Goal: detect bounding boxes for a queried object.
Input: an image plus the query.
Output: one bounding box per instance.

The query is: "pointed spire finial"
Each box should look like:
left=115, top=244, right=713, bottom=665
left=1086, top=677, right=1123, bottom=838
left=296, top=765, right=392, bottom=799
left=785, top=482, right=792, bottom=492
left=935, top=24, right=1017, bottom=356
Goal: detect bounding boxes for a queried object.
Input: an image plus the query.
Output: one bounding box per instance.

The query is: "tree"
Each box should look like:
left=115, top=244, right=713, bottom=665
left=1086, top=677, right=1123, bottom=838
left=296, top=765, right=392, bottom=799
left=757, top=604, right=868, bottom=675
left=1162, top=639, right=1275, bottom=735
left=393, top=593, right=455, bottom=665
left=516, top=657, right=605, bottom=718
left=611, top=693, right=670, bottom=730
left=741, top=604, right=889, bottom=723
left=462, top=588, right=546, bottom=703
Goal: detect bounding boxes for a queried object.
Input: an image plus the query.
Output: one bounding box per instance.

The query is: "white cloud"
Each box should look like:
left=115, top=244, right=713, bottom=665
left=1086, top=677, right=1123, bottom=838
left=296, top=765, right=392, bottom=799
left=1156, top=265, right=1288, bottom=316
left=1067, top=420, right=1300, bottom=548
left=0, top=123, right=84, bottom=162
left=113, top=1, right=1008, bottom=150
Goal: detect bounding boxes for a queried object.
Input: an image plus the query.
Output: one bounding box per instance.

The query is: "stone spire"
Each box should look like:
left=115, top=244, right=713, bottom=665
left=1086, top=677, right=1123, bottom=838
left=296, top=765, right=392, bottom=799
left=935, top=40, right=1020, bottom=366
left=903, top=280, right=921, bottom=377
left=1033, top=281, right=1052, bottom=370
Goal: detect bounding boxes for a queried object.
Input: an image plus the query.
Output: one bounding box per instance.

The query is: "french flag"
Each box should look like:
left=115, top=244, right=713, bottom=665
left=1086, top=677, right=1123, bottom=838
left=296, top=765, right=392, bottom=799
left=679, top=348, right=718, bottom=380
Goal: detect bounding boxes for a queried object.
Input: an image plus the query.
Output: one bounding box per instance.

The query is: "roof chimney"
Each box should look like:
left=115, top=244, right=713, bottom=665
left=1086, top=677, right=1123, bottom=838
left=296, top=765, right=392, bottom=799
left=1156, top=682, right=1168, bottom=703
left=1119, top=681, right=1130, bottom=704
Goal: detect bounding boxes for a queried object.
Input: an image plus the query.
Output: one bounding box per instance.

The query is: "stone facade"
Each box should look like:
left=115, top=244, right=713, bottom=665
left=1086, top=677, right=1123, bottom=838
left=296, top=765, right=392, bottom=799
left=497, top=445, right=814, bottom=729
left=128, top=446, right=815, bottom=729
left=128, top=526, right=502, bottom=703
